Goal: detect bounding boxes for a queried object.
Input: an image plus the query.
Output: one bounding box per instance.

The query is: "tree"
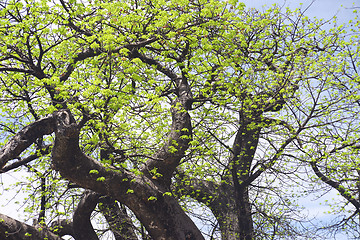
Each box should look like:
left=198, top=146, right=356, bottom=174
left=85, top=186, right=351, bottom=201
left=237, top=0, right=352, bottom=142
left=0, top=0, right=358, bottom=239
left=298, top=9, right=360, bottom=239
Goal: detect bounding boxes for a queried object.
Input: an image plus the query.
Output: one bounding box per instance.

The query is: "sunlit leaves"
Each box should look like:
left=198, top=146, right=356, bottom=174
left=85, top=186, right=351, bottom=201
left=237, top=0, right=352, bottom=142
left=0, top=0, right=360, bottom=238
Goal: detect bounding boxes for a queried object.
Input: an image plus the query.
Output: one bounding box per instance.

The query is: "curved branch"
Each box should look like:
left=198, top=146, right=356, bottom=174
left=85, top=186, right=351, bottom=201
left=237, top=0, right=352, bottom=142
left=51, top=109, right=127, bottom=193
left=129, top=49, right=178, bottom=80
left=73, top=190, right=100, bottom=240
left=0, top=116, right=55, bottom=170
left=50, top=219, right=74, bottom=237
left=1, top=153, right=39, bottom=173
left=59, top=48, right=101, bottom=82
left=1, top=146, right=51, bottom=173
left=51, top=109, right=204, bottom=240
left=310, top=160, right=360, bottom=212
left=143, top=100, right=192, bottom=185
left=136, top=53, right=193, bottom=186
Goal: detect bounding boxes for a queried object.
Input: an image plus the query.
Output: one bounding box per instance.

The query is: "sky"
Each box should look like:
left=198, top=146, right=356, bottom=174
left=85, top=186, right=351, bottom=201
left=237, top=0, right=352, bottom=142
left=0, top=0, right=359, bottom=239
left=241, top=0, right=358, bottom=24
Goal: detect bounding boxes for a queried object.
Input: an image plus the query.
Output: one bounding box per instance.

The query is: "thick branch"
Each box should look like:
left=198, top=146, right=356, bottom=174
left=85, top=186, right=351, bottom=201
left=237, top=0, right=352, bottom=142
left=143, top=100, right=192, bottom=185
left=1, top=146, right=51, bottom=174
left=0, top=116, right=55, bottom=170
left=50, top=219, right=74, bottom=237
left=73, top=190, right=100, bottom=240
left=227, top=118, right=260, bottom=240
left=230, top=119, right=261, bottom=187
left=1, top=153, right=41, bottom=173
left=130, top=49, right=178, bottom=80
left=0, top=213, right=62, bottom=240
left=139, top=59, right=193, bottom=186
left=51, top=109, right=204, bottom=240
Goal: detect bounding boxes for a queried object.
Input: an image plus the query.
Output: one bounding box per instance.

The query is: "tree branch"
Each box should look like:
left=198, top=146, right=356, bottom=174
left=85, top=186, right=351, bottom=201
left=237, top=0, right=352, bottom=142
left=141, top=89, right=192, bottom=186
left=0, top=116, right=55, bottom=170
left=310, top=160, right=360, bottom=212
left=51, top=109, right=203, bottom=240
left=50, top=219, right=74, bottom=237
left=0, top=213, right=62, bottom=240
left=73, top=190, right=100, bottom=240
left=0, top=146, right=51, bottom=173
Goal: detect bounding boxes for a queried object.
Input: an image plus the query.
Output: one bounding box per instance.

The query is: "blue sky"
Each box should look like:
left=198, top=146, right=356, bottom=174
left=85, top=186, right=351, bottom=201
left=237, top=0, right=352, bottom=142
left=241, top=0, right=358, bottom=24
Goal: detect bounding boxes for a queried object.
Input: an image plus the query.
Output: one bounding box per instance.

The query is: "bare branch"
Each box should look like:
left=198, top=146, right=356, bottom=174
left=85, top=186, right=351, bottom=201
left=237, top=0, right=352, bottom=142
left=310, top=160, right=360, bottom=212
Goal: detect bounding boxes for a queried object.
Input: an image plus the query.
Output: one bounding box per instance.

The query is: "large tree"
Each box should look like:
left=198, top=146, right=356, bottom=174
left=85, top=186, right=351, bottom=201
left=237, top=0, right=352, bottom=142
left=0, top=0, right=358, bottom=239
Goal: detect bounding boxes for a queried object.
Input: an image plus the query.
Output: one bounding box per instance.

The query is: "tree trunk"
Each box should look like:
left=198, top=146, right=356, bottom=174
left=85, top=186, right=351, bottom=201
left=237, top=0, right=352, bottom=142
left=230, top=117, right=260, bottom=240
left=235, top=188, right=254, bottom=240
left=98, top=197, right=138, bottom=240
left=51, top=109, right=204, bottom=240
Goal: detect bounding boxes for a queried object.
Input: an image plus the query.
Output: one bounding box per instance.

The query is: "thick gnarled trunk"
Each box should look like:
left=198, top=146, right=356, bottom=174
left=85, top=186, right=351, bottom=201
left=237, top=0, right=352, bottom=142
left=50, top=109, right=203, bottom=239
left=0, top=106, right=202, bottom=240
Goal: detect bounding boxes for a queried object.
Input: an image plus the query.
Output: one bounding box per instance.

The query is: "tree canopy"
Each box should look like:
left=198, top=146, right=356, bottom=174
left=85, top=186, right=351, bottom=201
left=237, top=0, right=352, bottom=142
left=0, top=0, right=359, bottom=239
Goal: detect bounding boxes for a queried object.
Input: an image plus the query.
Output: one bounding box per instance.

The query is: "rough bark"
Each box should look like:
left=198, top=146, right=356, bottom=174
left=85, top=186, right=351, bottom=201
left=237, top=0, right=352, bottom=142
left=0, top=213, right=62, bottom=240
